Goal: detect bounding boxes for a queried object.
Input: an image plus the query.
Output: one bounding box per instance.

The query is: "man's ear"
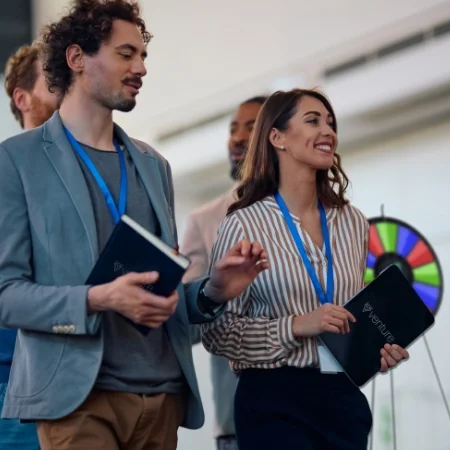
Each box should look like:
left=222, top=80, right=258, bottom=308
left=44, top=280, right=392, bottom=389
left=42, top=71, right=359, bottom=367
left=12, top=87, right=31, bottom=114
left=66, top=44, right=85, bottom=73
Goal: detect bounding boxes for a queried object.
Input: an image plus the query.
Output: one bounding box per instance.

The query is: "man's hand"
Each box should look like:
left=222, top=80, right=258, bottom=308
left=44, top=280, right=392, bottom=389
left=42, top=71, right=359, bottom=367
left=204, top=239, right=269, bottom=304
left=87, top=271, right=178, bottom=328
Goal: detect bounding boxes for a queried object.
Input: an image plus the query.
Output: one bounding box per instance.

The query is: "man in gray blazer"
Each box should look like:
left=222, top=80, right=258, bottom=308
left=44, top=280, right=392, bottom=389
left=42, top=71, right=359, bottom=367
left=181, top=96, right=266, bottom=450
left=0, top=1, right=268, bottom=449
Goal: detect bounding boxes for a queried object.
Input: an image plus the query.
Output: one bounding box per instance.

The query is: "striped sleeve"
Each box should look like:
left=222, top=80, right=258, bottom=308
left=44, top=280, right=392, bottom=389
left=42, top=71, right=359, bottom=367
left=201, top=213, right=301, bottom=366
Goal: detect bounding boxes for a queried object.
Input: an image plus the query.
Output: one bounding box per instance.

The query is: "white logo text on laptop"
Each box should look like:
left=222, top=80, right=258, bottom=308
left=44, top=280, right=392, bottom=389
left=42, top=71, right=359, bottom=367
left=362, top=301, right=395, bottom=343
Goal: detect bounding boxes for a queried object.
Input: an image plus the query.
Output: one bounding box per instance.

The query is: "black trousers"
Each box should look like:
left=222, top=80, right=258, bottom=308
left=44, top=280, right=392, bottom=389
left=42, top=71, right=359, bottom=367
left=234, top=367, right=372, bottom=450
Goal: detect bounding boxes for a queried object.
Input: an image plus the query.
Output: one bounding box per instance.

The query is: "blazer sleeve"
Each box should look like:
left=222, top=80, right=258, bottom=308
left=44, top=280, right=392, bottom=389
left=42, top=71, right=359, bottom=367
left=0, top=146, right=101, bottom=335
left=163, top=160, right=224, bottom=325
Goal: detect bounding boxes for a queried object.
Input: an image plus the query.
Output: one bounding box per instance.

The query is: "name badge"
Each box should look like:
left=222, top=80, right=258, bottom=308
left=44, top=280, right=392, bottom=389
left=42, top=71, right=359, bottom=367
left=318, top=342, right=344, bottom=373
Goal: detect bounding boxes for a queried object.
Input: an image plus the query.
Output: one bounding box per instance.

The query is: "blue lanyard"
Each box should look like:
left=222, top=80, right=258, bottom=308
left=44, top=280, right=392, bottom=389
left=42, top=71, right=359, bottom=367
left=63, top=127, right=127, bottom=224
left=274, top=192, right=334, bottom=305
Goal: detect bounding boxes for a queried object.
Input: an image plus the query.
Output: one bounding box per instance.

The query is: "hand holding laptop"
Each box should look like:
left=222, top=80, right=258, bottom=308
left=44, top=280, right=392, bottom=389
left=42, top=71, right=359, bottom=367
left=318, top=266, right=432, bottom=386
left=292, top=303, right=356, bottom=338
left=291, top=304, right=408, bottom=375
left=380, top=343, right=409, bottom=372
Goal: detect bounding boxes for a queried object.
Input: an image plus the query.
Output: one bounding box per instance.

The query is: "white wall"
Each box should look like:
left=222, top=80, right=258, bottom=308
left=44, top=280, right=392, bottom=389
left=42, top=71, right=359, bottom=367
left=32, top=0, right=71, bottom=36
left=31, top=0, right=450, bottom=143
left=122, top=0, right=449, bottom=139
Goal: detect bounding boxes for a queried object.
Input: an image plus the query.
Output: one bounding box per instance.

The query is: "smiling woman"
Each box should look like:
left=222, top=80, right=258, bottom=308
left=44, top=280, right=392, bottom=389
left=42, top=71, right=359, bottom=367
left=201, top=88, right=410, bottom=450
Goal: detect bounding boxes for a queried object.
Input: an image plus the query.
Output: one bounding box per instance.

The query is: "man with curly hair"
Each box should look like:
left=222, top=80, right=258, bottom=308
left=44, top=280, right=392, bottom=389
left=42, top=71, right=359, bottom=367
left=0, top=1, right=269, bottom=449
left=4, top=44, right=59, bottom=130
left=0, top=42, right=59, bottom=450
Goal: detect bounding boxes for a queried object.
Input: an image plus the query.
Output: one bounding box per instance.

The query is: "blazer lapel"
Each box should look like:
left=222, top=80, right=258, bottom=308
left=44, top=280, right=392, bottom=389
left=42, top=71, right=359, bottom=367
left=43, top=112, right=98, bottom=263
left=41, top=114, right=175, bottom=265
left=114, top=125, right=176, bottom=248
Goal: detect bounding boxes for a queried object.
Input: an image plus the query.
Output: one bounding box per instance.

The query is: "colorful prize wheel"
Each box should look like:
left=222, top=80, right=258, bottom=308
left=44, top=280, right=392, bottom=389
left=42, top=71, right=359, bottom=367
left=364, top=217, right=443, bottom=315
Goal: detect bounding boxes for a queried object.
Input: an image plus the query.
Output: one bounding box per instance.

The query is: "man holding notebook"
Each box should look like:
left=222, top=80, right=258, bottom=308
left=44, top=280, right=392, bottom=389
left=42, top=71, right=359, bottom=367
left=0, top=1, right=268, bottom=449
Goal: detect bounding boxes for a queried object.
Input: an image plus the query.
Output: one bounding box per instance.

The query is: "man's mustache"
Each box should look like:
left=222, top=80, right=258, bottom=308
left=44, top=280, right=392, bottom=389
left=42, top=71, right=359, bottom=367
left=230, top=141, right=247, bottom=152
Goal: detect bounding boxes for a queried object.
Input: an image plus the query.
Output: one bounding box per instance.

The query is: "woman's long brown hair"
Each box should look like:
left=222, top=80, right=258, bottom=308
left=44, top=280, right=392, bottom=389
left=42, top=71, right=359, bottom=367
left=228, top=88, right=349, bottom=215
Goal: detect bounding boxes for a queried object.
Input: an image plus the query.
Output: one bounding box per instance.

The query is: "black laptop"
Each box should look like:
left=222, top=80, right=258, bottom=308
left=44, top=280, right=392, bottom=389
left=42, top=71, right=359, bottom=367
left=319, top=264, right=435, bottom=387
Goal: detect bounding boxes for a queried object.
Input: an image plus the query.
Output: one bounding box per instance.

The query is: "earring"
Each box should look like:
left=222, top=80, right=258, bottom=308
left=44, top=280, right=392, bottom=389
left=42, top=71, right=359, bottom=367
left=280, top=145, right=285, bottom=150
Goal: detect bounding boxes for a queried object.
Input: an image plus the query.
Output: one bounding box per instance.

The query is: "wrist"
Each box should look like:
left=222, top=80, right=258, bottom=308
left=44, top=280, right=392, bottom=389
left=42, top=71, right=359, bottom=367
left=202, top=281, right=225, bottom=305
left=292, top=315, right=305, bottom=338
left=198, top=281, right=224, bottom=316
left=87, top=285, right=110, bottom=314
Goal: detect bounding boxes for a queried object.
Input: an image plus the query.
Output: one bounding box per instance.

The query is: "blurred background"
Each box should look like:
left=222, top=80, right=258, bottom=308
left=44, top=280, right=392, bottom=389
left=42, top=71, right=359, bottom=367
left=1, top=0, right=450, bottom=448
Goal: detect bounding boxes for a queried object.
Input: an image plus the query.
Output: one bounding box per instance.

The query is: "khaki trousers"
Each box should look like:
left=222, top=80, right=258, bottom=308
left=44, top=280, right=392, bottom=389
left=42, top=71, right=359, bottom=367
left=37, top=389, right=186, bottom=450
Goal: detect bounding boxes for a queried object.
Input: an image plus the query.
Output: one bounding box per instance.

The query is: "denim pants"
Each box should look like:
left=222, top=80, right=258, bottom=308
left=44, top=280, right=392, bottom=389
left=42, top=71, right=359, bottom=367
left=0, top=383, right=40, bottom=450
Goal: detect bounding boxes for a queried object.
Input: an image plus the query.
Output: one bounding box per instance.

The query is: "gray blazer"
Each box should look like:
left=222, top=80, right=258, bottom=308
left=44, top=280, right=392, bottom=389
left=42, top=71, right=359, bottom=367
left=0, top=112, right=221, bottom=429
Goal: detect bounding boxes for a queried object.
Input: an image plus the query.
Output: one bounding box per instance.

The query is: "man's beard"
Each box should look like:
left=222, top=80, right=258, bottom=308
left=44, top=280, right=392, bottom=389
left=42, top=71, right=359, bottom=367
left=101, top=92, right=136, bottom=112
left=29, top=95, right=57, bottom=128
left=97, top=78, right=141, bottom=112
left=230, top=159, right=244, bottom=181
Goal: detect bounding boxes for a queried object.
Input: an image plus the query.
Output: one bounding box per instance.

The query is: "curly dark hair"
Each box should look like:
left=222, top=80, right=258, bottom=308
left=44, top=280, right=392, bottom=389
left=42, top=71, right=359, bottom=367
left=41, top=0, right=152, bottom=97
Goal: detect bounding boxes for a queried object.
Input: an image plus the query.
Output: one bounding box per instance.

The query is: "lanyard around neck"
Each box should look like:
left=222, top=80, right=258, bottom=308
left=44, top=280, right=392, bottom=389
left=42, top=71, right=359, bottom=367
left=63, top=126, right=127, bottom=224
left=274, top=192, right=334, bottom=305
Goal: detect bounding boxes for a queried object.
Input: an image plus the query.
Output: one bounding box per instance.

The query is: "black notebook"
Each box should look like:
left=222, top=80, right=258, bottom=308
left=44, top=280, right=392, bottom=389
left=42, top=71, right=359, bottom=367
left=86, top=214, right=191, bottom=334
left=319, top=265, right=435, bottom=387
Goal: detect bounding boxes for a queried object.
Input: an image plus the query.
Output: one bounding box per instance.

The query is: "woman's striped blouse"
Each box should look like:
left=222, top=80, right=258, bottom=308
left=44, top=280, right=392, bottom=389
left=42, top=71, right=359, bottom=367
left=202, top=195, right=369, bottom=371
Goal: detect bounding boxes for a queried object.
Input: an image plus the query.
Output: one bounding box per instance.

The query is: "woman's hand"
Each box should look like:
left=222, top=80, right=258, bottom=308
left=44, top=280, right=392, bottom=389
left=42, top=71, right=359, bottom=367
left=204, top=239, right=269, bottom=303
left=380, top=344, right=409, bottom=372
left=292, top=303, right=356, bottom=338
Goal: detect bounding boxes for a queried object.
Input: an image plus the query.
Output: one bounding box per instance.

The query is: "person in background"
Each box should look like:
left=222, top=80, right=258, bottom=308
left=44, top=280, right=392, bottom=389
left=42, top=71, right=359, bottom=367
left=202, top=88, right=409, bottom=450
left=0, top=42, right=60, bottom=450
left=180, top=96, right=266, bottom=450
left=4, top=43, right=60, bottom=130
left=0, top=1, right=269, bottom=449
